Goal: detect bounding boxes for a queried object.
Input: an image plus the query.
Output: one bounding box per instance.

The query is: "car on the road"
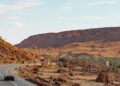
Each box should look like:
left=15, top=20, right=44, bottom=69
left=4, top=75, right=15, bottom=81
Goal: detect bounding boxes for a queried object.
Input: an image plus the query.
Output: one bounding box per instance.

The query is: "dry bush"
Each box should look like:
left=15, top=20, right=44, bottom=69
left=72, top=83, right=81, bottom=86
left=96, top=71, right=116, bottom=84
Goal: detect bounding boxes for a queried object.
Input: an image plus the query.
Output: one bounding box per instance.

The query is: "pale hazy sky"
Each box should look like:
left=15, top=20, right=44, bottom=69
left=0, top=0, right=120, bottom=44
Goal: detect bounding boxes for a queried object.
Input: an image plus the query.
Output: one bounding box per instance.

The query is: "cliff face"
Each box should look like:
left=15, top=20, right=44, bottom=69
left=16, top=27, right=120, bottom=48
left=0, top=38, right=36, bottom=63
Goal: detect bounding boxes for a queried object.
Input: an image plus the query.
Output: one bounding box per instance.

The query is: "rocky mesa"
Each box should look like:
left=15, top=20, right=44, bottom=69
left=16, top=27, right=120, bottom=58
left=16, top=27, right=120, bottom=48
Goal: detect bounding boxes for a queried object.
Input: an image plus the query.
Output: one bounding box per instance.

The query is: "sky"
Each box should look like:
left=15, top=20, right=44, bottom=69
left=0, top=0, right=120, bottom=44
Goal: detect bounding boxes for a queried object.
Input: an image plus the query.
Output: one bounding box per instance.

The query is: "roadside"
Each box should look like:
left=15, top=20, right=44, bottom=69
left=0, top=64, right=38, bottom=86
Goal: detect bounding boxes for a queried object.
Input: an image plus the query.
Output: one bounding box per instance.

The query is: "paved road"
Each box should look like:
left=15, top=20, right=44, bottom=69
left=0, top=64, right=38, bottom=86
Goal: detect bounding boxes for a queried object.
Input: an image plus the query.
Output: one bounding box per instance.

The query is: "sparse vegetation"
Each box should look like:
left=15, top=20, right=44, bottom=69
left=16, top=52, right=120, bottom=86
left=57, top=56, right=120, bottom=68
left=0, top=38, right=37, bottom=64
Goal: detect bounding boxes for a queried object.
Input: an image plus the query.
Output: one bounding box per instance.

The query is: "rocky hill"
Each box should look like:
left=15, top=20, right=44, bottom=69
left=0, top=38, right=36, bottom=64
left=16, top=27, right=120, bottom=58
left=16, top=27, right=120, bottom=48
